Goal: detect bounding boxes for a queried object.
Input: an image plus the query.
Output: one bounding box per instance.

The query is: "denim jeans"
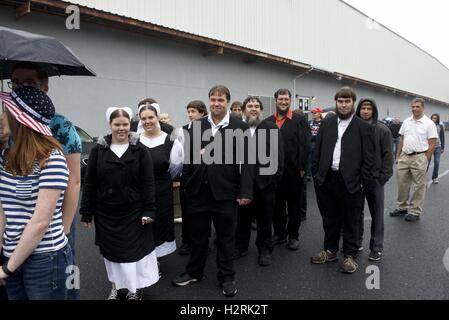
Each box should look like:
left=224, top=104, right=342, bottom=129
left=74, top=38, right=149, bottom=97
left=3, top=243, right=73, bottom=300
left=432, top=146, right=442, bottom=180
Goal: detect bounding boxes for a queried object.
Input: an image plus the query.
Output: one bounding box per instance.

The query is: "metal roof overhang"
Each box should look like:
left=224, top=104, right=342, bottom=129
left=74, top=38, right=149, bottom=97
left=1, top=0, right=448, bottom=106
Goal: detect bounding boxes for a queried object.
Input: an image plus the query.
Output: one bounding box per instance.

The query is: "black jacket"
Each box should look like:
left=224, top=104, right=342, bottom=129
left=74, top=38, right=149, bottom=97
left=356, top=98, right=394, bottom=186
left=183, top=115, right=253, bottom=202
left=80, top=133, right=156, bottom=263
left=265, top=111, right=311, bottom=175
left=250, top=119, right=284, bottom=189
left=312, top=114, right=377, bottom=194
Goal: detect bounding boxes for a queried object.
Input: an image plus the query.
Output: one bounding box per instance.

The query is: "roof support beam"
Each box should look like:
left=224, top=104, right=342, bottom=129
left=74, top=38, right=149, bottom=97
left=16, top=0, right=30, bottom=19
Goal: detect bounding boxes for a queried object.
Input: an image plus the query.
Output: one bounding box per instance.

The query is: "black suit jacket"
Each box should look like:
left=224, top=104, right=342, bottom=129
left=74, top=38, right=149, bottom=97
left=183, top=115, right=253, bottom=202
left=250, top=119, right=284, bottom=189
left=312, top=114, right=377, bottom=194
left=265, top=112, right=311, bottom=175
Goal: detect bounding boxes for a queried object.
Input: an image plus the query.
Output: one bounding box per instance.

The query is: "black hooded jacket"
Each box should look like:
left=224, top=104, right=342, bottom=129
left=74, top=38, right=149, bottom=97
left=356, top=98, right=393, bottom=186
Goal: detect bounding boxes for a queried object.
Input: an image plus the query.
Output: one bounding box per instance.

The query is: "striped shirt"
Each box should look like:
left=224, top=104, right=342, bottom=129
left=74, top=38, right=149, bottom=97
left=0, top=150, right=69, bottom=258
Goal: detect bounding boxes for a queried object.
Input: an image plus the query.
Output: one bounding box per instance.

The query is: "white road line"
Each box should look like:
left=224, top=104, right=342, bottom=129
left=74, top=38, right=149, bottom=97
left=427, top=169, right=449, bottom=188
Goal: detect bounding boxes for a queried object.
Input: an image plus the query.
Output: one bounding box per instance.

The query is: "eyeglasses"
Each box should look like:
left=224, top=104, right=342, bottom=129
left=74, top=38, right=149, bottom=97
left=7, top=80, right=39, bottom=90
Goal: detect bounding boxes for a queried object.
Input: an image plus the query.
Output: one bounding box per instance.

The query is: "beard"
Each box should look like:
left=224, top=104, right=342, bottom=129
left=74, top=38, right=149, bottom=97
left=276, top=107, right=289, bottom=116
left=336, top=107, right=354, bottom=120
left=246, top=116, right=261, bottom=127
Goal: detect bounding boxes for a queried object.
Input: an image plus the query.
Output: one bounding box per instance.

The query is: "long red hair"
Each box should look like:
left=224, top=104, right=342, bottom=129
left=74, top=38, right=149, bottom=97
left=5, top=111, right=62, bottom=176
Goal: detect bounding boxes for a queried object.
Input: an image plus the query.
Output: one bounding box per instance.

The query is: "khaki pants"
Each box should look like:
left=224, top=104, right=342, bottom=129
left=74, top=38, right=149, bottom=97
left=396, top=153, right=428, bottom=215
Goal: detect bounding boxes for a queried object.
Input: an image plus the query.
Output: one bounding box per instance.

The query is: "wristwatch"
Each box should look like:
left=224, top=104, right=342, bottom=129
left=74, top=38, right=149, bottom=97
left=2, top=263, right=14, bottom=276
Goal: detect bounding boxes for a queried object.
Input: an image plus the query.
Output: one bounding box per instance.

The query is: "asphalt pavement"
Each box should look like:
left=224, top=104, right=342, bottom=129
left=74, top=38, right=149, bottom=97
left=75, top=150, right=449, bottom=300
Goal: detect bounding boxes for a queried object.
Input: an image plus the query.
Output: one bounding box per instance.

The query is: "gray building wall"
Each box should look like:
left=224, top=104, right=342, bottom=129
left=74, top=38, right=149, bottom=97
left=1, top=6, right=447, bottom=137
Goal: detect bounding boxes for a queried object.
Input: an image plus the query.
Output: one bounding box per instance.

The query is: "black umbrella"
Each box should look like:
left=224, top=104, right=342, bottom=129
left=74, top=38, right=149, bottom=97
left=0, top=26, right=96, bottom=79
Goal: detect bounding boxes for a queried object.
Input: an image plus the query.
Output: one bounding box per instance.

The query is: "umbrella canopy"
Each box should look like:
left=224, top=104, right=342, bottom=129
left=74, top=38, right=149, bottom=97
left=0, top=26, right=96, bottom=79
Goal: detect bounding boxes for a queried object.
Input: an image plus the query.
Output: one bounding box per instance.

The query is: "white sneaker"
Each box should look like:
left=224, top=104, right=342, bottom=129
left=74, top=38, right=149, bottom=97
left=107, top=288, right=119, bottom=300
left=432, top=179, right=439, bottom=184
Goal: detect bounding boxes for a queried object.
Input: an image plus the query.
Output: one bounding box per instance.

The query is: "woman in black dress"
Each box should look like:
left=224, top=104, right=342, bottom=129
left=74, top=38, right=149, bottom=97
left=138, top=105, right=183, bottom=259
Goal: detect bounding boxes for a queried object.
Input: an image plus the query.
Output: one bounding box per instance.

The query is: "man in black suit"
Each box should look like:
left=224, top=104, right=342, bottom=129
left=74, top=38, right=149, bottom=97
left=173, top=85, right=253, bottom=297
left=266, top=89, right=310, bottom=251
left=234, top=96, right=284, bottom=266
left=311, top=87, right=376, bottom=274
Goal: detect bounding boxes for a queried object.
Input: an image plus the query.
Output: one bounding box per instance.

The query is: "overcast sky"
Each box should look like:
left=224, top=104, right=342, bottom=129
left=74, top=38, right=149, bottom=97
left=344, top=0, right=449, bottom=69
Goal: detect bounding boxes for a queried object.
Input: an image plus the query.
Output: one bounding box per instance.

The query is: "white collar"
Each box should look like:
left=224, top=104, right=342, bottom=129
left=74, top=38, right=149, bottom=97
left=207, top=112, right=230, bottom=129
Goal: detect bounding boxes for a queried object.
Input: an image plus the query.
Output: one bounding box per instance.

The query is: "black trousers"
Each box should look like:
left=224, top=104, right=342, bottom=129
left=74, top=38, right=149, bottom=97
left=186, top=200, right=238, bottom=283
left=358, top=180, right=385, bottom=253
left=273, top=173, right=303, bottom=240
left=235, top=183, right=276, bottom=254
left=314, top=171, right=363, bottom=257
left=179, top=182, right=190, bottom=246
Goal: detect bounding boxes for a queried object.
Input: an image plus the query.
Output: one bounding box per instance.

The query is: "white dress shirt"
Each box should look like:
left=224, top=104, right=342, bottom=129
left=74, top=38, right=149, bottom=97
left=331, top=115, right=354, bottom=171
left=399, top=115, right=438, bottom=154
left=207, top=112, right=230, bottom=136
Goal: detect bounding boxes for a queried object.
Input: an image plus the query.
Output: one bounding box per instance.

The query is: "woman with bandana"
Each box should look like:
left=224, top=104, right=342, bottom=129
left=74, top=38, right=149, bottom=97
left=0, top=87, right=72, bottom=300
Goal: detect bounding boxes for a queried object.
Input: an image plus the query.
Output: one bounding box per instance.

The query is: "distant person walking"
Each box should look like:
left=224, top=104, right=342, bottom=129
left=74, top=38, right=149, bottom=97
left=430, top=113, right=445, bottom=184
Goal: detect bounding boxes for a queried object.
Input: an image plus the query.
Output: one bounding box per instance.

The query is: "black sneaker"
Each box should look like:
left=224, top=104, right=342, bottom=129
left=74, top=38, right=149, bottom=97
left=272, top=235, right=287, bottom=245
left=178, top=243, right=190, bottom=256
left=390, top=209, right=407, bottom=217
left=287, top=238, right=300, bottom=251
left=405, top=213, right=420, bottom=222
left=172, top=273, right=202, bottom=287
left=368, top=251, right=382, bottom=261
left=258, top=251, right=272, bottom=266
left=221, top=281, right=237, bottom=297
left=126, top=289, right=143, bottom=300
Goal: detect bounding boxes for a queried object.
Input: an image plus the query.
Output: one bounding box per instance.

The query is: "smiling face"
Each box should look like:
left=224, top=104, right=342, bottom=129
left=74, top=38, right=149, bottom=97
left=209, top=92, right=229, bottom=121
left=109, top=116, right=130, bottom=144
left=244, top=99, right=262, bottom=121
left=275, top=94, right=291, bottom=115
left=411, top=102, right=424, bottom=119
left=140, top=108, right=159, bottom=134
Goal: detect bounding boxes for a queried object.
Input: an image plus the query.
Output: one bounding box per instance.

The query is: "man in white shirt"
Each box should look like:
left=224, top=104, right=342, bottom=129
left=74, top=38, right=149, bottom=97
left=390, top=98, right=437, bottom=221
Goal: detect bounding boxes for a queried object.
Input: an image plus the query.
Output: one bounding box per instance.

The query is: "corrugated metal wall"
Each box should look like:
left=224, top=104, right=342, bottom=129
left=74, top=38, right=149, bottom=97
left=68, top=0, right=449, bottom=103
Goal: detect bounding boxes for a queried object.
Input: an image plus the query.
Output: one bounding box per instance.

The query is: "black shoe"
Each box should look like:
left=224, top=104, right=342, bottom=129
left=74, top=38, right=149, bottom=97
left=272, top=235, right=287, bottom=245
left=405, top=213, right=420, bottom=222
left=126, top=289, right=143, bottom=300
left=368, top=251, right=382, bottom=261
left=178, top=243, right=190, bottom=256
left=221, top=281, right=237, bottom=297
left=390, top=209, right=407, bottom=217
left=172, top=273, right=202, bottom=287
left=258, top=251, right=272, bottom=266
left=287, top=238, right=300, bottom=251
left=233, top=249, right=248, bottom=259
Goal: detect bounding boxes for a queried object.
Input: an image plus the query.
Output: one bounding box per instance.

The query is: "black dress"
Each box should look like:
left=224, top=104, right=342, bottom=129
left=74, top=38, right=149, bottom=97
left=139, top=133, right=176, bottom=257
